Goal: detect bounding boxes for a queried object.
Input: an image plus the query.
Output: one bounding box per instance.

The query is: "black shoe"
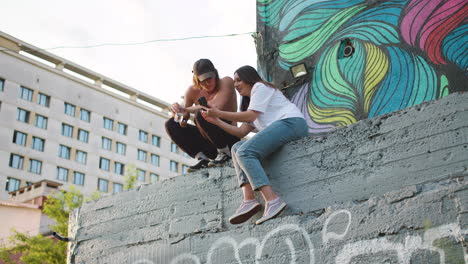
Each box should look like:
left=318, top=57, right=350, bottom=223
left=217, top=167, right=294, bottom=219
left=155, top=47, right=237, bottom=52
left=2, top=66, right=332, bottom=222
left=208, top=152, right=231, bottom=167
left=187, top=159, right=210, bottom=172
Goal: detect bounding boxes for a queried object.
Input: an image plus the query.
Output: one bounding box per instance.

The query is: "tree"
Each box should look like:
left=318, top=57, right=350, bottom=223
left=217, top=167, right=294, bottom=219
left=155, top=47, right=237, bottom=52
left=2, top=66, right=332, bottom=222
left=0, top=186, right=99, bottom=263
left=0, top=231, right=65, bottom=264
left=43, top=186, right=84, bottom=236
left=124, top=164, right=138, bottom=190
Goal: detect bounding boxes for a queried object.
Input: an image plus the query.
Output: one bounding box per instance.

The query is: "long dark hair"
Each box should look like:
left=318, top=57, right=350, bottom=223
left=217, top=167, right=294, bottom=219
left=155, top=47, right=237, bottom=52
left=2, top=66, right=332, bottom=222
left=235, top=65, right=275, bottom=111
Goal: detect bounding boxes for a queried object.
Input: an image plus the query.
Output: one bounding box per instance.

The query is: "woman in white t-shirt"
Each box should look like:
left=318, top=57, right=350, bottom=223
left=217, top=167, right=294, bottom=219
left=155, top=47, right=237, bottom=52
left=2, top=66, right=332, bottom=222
left=202, top=65, right=309, bottom=225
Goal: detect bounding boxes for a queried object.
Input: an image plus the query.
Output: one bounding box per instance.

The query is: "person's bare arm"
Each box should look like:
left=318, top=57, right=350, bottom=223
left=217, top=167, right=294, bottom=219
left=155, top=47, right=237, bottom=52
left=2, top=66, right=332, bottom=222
left=169, top=85, right=199, bottom=127
left=171, top=85, right=203, bottom=118
left=183, top=86, right=198, bottom=111
left=201, top=113, right=254, bottom=138
left=204, top=107, right=260, bottom=123
left=171, top=86, right=198, bottom=113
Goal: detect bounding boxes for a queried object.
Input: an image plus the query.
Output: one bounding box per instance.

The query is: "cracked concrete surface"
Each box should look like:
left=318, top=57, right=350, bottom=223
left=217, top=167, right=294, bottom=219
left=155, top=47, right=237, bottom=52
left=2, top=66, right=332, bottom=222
left=68, top=92, right=468, bottom=264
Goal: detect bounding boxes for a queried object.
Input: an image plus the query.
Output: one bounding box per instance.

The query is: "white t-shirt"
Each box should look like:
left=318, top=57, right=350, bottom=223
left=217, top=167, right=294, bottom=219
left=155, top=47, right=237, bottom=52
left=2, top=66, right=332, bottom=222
left=247, top=82, right=304, bottom=130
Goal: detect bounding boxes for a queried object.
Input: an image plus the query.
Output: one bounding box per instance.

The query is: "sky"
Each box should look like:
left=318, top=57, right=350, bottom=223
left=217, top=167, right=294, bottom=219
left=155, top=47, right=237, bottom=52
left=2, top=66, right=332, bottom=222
left=1, top=0, right=257, bottom=105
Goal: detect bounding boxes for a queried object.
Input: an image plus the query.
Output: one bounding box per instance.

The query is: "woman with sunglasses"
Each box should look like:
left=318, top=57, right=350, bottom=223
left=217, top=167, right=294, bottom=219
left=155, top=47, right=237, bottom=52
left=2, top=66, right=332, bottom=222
left=202, top=65, right=308, bottom=225
left=165, top=59, right=239, bottom=172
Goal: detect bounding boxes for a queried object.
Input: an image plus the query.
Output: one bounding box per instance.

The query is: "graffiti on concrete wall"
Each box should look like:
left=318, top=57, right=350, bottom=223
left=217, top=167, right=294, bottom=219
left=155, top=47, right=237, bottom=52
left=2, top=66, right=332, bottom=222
left=133, top=209, right=467, bottom=264
left=256, top=0, right=468, bottom=134
left=170, top=224, right=314, bottom=264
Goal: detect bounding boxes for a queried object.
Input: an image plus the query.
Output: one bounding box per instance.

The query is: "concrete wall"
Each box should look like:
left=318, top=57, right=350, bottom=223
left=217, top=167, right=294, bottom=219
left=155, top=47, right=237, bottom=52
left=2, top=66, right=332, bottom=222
left=69, top=92, right=468, bottom=263
left=256, top=0, right=468, bottom=135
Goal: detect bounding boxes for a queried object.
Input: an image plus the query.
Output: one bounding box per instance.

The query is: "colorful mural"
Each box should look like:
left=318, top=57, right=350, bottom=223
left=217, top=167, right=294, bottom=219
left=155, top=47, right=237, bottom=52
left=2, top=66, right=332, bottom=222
left=257, top=0, right=468, bottom=134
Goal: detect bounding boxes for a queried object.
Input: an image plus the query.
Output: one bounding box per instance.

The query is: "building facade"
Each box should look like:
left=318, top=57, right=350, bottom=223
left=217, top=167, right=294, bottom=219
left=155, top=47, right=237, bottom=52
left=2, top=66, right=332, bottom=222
left=0, top=31, right=193, bottom=200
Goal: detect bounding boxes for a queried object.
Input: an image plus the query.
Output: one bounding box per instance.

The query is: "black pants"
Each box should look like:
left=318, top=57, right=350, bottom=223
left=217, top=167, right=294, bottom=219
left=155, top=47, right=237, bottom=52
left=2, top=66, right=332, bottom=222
left=165, top=110, right=240, bottom=159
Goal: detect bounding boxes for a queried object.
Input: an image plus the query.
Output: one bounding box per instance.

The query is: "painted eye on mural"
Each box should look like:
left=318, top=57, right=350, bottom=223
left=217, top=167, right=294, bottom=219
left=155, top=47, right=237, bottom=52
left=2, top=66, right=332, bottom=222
left=343, top=43, right=354, bottom=57
left=338, top=38, right=355, bottom=59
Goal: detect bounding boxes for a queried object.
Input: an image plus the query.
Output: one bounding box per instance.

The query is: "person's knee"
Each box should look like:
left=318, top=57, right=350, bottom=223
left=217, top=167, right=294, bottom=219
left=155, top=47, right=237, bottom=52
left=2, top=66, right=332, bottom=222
left=236, top=145, right=257, bottom=160
left=231, top=140, right=244, bottom=156
left=231, top=141, right=243, bottom=156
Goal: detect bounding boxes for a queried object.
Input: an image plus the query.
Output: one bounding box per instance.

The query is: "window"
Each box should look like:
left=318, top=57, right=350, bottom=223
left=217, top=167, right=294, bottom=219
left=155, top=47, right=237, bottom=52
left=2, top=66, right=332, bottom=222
left=98, top=178, right=109, bottom=192
left=58, top=145, right=71, bottom=159
left=9, top=154, right=24, bottom=169
left=171, top=142, right=178, bottom=153
left=62, top=123, right=73, bottom=137
left=26, top=182, right=33, bottom=187
left=13, top=131, right=27, bottom=146
left=64, top=103, right=76, bottom=116
left=137, top=169, right=146, bottom=181
left=57, top=167, right=69, bottom=181
left=16, top=108, right=30, bottom=123
left=113, top=183, right=123, bottom=193
left=75, top=150, right=87, bottom=164
left=80, top=109, right=90, bottom=122
left=116, top=142, right=126, bottom=155
left=117, top=122, right=127, bottom=135
left=0, top=78, right=4, bottom=92
left=73, top=172, right=85, bottom=185
left=77, top=129, right=89, bottom=143
left=19, top=86, right=33, bottom=101
left=103, top=117, right=113, bottom=130
left=31, top=137, right=45, bottom=151
left=114, top=162, right=125, bottom=175
left=34, top=114, right=48, bottom=129
left=29, top=159, right=42, bottom=174
left=182, top=165, right=189, bottom=175
left=101, top=137, right=112, bottom=150
left=139, top=130, right=148, bottom=143
left=137, top=149, right=147, bottom=161
left=5, top=177, right=21, bottom=192
left=37, top=93, right=50, bottom=107
left=151, top=154, right=160, bottom=167
left=150, top=173, right=159, bottom=183
left=170, top=160, right=178, bottom=172
left=99, top=157, right=110, bottom=171
left=152, top=135, right=160, bottom=147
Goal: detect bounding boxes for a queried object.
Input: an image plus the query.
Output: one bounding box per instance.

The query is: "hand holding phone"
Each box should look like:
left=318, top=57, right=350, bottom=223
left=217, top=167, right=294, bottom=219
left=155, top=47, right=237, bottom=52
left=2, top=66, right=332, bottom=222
left=197, top=96, right=208, bottom=108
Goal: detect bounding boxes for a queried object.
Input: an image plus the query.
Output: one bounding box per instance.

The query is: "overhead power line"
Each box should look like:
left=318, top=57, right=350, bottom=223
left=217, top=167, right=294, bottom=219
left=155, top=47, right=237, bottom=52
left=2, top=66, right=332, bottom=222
left=0, top=32, right=257, bottom=53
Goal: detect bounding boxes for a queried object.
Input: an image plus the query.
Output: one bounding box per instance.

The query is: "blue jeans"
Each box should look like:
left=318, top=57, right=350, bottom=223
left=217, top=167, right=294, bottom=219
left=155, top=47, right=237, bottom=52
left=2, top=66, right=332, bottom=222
left=231, top=117, right=309, bottom=190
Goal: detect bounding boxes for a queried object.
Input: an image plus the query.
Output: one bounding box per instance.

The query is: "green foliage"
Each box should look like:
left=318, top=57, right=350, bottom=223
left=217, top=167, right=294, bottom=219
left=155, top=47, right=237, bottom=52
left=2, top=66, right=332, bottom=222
left=0, top=231, right=66, bottom=264
left=85, top=191, right=102, bottom=202
left=0, top=247, right=15, bottom=264
left=124, top=163, right=138, bottom=190
left=43, top=186, right=84, bottom=236
left=0, top=186, right=100, bottom=263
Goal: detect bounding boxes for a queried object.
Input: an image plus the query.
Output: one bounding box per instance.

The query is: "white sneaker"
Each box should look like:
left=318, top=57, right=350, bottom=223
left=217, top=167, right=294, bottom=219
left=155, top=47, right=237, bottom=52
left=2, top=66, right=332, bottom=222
left=255, top=198, right=286, bottom=225
left=208, top=152, right=231, bottom=167
left=228, top=200, right=262, bottom=225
